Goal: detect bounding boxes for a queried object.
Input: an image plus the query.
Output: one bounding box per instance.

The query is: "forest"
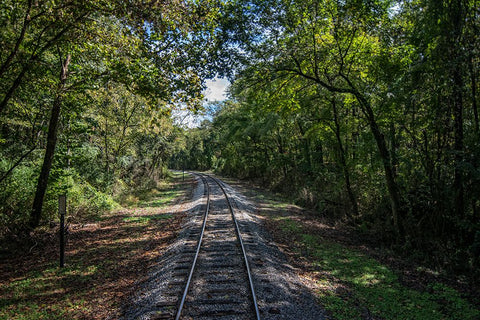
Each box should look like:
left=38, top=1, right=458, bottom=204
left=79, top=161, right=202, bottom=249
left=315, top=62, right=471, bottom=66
left=175, top=0, right=480, bottom=276
left=1, top=0, right=479, bottom=282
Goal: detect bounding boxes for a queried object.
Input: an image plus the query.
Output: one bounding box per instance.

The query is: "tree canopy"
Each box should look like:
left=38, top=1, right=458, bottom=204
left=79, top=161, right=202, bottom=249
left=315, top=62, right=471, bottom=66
left=0, top=0, right=221, bottom=230
left=1, top=0, right=479, bottom=275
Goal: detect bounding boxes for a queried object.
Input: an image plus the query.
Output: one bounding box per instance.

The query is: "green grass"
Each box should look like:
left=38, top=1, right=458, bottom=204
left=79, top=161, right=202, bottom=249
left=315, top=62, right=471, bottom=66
left=0, top=303, right=68, bottom=320
left=276, top=216, right=302, bottom=233
left=275, top=218, right=479, bottom=320
left=119, top=175, right=188, bottom=209
left=0, top=266, right=93, bottom=320
left=122, top=214, right=173, bottom=224
left=138, top=189, right=180, bottom=208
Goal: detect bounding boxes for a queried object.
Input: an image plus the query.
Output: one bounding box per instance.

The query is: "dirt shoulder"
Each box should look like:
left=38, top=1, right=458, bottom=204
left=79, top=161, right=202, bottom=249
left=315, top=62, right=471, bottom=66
left=0, top=173, right=194, bottom=320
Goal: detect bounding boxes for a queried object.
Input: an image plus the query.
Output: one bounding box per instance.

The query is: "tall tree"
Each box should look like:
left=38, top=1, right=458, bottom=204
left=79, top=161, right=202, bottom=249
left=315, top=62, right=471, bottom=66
left=221, top=0, right=407, bottom=238
left=1, top=0, right=223, bottom=230
left=30, top=53, right=70, bottom=229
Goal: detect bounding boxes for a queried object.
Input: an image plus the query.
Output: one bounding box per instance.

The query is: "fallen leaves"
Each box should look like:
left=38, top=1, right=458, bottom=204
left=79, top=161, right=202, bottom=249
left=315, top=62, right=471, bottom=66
left=0, top=177, right=193, bottom=319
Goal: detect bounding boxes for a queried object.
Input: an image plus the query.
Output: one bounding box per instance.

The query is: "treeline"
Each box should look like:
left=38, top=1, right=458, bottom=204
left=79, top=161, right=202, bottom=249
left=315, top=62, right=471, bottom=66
left=177, top=0, right=480, bottom=274
left=0, top=0, right=219, bottom=234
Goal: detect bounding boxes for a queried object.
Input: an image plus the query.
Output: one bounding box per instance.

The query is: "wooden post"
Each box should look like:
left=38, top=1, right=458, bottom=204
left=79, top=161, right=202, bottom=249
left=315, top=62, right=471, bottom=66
left=59, top=195, right=66, bottom=268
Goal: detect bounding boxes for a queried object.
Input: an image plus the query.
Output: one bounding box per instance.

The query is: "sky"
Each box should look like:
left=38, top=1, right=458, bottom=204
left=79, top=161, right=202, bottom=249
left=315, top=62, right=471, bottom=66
left=203, top=77, right=230, bottom=102
left=172, top=77, right=230, bottom=128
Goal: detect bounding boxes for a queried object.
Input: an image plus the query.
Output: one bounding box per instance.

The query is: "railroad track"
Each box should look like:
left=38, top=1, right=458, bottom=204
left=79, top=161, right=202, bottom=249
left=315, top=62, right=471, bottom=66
left=123, top=171, right=326, bottom=320
left=157, top=173, right=260, bottom=320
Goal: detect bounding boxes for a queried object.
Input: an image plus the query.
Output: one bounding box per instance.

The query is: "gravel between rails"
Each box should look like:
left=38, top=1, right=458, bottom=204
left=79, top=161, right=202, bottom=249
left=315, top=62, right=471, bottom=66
left=120, top=174, right=326, bottom=320
left=179, top=175, right=255, bottom=319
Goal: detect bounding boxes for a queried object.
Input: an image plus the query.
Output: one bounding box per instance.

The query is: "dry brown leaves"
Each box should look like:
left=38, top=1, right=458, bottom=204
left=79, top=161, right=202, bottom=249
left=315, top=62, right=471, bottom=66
left=0, top=178, right=193, bottom=319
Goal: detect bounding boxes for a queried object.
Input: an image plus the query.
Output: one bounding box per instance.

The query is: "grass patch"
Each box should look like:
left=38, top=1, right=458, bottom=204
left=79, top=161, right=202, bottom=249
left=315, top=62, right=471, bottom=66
left=138, top=190, right=180, bottom=208
left=122, top=214, right=173, bottom=224
left=275, top=217, right=302, bottom=233
left=0, top=302, right=70, bottom=320
left=275, top=219, right=480, bottom=320
left=121, top=173, right=188, bottom=209
left=0, top=264, right=96, bottom=320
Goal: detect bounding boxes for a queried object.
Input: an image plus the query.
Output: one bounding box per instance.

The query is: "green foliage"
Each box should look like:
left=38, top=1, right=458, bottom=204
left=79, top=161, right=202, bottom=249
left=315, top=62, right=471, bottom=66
left=0, top=0, right=222, bottom=232
left=64, top=173, right=119, bottom=221
left=1, top=0, right=479, bottom=282
left=0, top=161, right=37, bottom=232
left=172, top=0, right=480, bottom=275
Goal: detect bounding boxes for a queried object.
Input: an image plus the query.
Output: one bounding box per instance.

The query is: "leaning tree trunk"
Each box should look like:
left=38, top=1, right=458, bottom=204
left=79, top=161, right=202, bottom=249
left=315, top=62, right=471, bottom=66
left=29, top=54, right=71, bottom=230
left=352, top=89, right=404, bottom=240
left=332, top=98, right=359, bottom=218
left=282, top=65, right=404, bottom=240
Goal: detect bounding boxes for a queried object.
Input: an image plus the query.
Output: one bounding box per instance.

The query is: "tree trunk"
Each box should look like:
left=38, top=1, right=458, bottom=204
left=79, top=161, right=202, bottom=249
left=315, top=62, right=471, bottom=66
left=355, top=91, right=404, bottom=239
left=332, top=98, right=359, bottom=218
left=449, top=0, right=465, bottom=219
left=296, top=120, right=312, bottom=173
left=469, top=55, right=478, bottom=135
left=389, top=122, right=398, bottom=179
left=338, top=73, right=404, bottom=238
left=283, top=65, right=404, bottom=239
left=453, top=67, right=465, bottom=219
left=29, top=54, right=71, bottom=230
left=276, top=129, right=288, bottom=179
left=104, top=116, right=110, bottom=175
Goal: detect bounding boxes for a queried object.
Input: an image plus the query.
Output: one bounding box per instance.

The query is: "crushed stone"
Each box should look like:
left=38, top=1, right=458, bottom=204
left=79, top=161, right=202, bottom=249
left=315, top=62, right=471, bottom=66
left=120, top=174, right=326, bottom=320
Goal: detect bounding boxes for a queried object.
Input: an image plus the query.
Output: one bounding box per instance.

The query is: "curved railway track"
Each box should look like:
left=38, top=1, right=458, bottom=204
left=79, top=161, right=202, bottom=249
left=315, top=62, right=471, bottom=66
left=172, top=173, right=260, bottom=320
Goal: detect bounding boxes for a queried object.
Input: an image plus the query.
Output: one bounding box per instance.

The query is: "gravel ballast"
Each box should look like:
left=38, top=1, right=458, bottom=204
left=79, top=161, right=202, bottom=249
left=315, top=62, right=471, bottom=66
left=120, top=174, right=326, bottom=319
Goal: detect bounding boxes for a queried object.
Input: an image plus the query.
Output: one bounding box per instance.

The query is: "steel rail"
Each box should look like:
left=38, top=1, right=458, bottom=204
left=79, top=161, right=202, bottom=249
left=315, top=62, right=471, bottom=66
left=208, top=175, right=261, bottom=320
left=175, top=174, right=210, bottom=320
